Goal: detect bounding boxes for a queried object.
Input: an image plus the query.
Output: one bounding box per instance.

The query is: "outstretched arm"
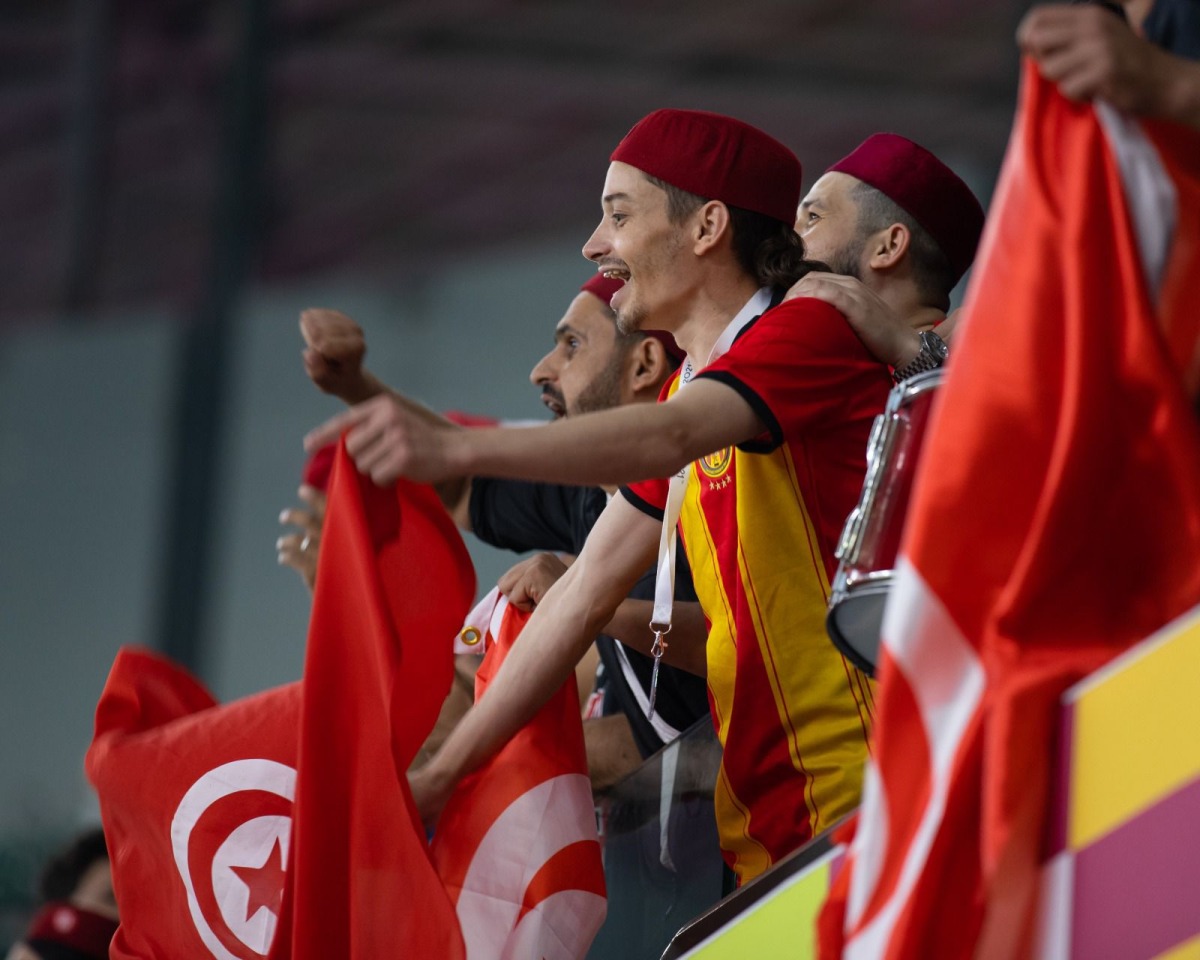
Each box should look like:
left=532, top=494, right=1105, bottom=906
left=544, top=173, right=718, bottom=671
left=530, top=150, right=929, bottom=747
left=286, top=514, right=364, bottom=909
left=305, top=376, right=763, bottom=489
left=409, top=495, right=661, bottom=822
left=299, top=307, right=474, bottom=523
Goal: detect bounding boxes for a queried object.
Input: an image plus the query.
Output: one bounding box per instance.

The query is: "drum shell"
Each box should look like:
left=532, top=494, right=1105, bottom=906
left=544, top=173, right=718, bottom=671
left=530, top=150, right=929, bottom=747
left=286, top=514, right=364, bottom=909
left=827, top=369, right=943, bottom=675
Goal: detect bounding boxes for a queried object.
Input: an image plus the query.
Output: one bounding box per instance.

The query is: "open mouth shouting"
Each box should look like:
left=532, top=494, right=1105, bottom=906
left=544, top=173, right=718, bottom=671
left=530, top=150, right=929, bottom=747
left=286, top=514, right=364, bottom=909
left=598, top=259, right=631, bottom=285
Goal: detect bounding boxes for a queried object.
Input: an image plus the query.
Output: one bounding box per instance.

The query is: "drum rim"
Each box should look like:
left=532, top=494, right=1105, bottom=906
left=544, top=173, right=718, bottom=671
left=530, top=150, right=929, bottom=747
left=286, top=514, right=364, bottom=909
left=826, top=578, right=893, bottom=678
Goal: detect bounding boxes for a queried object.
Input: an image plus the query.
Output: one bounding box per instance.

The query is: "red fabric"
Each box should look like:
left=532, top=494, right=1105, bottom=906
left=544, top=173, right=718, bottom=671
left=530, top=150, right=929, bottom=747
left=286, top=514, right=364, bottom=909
left=269, top=444, right=476, bottom=960
left=821, top=63, right=1200, bottom=960
left=26, top=903, right=118, bottom=958
left=611, top=109, right=802, bottom=224
left=300, top=443, right=336, bottom=492
left=431, top=597, right=607, bottom=959
left=828, top=132, right=985, bottom=285
left=85, top=649, right=300, bottom=960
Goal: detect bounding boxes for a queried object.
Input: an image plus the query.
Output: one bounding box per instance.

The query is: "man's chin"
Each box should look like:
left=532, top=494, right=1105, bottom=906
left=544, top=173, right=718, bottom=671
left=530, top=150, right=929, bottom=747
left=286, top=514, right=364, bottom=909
left=615, top=308, right=643, bottom=336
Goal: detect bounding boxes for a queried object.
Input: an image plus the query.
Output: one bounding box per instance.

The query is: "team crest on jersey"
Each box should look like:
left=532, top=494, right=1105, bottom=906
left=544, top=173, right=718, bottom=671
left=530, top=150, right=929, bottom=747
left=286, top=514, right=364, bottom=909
left=698, top=447, right=732, bottom=480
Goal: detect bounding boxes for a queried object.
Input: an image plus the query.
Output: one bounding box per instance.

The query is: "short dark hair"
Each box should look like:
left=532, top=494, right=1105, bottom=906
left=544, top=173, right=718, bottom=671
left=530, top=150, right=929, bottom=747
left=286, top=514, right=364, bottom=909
left=850, top=181, right=957, bottom=311
left=644, top=174, right=822, bottom=290
left=38, top=828, right=108, bottom=903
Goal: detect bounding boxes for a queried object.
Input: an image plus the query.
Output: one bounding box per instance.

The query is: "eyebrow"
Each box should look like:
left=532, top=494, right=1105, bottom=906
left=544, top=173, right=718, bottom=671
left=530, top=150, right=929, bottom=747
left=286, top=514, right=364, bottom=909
left=799, top=197, right=823, bottom=212
left=554, top=322, right=582, bottom=342
left=602, top=191, right=633, bottom=206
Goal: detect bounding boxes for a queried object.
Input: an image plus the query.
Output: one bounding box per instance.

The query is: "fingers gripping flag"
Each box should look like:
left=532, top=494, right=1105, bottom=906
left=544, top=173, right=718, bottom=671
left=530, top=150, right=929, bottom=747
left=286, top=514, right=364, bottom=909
left=86, top=649, right=301, bottom=960
left=432, top=589, right=607, bottom=960
left=822, top=63, right=1200, bottom=960
left=270, top=444, right=477, bottom=960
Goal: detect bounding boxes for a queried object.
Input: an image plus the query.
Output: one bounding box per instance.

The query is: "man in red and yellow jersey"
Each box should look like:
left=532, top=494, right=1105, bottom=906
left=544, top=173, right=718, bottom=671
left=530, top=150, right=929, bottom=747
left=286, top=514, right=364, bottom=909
left=306, top=109, right=891, bottom=881
left=618, top=315, right=882, bottom=878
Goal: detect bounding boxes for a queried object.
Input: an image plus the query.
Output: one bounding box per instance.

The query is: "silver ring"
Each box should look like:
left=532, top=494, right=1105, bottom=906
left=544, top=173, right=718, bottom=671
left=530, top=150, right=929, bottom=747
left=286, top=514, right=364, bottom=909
left=300, top=534, right=312, bottom=553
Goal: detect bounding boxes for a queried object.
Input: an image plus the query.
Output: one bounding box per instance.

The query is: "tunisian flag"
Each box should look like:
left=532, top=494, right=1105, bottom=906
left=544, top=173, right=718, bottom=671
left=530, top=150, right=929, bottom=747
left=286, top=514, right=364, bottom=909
left=268, top=444, right=476, bottom=960
left=822, top=62, right=1200, bottom=959
left=432, top=590, right=607, bottom=960
left=86, top=649, right=300, bottom=960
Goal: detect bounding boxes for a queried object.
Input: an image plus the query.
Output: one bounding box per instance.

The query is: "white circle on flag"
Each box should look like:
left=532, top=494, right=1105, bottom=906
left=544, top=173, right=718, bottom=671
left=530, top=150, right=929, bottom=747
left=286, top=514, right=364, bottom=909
left=456, top=773, right=603, bottom=960
left=211, top=816, right=291, bottom=954
left=171, top=759, right=296, bottom=960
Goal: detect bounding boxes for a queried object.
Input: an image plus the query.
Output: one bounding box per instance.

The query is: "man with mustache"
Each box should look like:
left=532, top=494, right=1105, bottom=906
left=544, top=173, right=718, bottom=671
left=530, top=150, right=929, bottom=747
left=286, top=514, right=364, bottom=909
left=299, top=275, right=711, bottom=786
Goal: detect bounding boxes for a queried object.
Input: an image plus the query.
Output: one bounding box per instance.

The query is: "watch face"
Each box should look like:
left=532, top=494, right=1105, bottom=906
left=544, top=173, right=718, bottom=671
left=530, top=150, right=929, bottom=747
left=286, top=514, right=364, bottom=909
left=922, top=330, right=949, bottom=362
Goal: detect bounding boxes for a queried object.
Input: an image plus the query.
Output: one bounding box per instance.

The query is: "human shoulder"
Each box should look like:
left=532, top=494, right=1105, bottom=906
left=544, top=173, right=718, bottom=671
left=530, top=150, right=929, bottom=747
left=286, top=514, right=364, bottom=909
left=729, top=294, right=866, bottom=360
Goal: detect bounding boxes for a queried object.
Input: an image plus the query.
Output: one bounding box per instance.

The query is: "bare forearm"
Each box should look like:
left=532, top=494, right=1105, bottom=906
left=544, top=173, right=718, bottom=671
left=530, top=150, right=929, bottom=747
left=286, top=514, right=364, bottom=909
left=456, top=406, right=687, bottom=487
left=604, top=598, right=708, bottom=676
left=456, top=382, right=759, bottom=488
left=418, top=498, right=658, bottom=807
left=419, top=566, right=615, bottom=794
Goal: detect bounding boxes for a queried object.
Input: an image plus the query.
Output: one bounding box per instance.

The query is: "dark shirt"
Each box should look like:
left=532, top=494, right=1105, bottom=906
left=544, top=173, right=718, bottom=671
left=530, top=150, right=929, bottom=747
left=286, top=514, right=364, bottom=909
left=470, top=477, right=711, bottom=758
left=1143, top=0, right=1200, bottom=59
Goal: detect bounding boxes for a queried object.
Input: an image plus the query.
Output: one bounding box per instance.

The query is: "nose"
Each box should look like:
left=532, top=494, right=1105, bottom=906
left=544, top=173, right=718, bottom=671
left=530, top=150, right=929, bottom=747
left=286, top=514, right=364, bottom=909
left=582, top=219, right=609, bottom=262
left=529, top=348, right=557, bottom=387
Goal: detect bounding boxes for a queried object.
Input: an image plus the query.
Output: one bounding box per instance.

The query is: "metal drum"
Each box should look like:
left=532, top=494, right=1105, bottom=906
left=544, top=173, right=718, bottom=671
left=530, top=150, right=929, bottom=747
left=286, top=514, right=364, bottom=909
left=827, top=368, right=943, bottom=675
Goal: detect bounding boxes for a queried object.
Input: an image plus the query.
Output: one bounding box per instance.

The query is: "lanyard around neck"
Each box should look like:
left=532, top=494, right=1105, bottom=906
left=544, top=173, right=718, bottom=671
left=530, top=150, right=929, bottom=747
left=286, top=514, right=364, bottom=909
left=646, top=288, right=772, bottom=715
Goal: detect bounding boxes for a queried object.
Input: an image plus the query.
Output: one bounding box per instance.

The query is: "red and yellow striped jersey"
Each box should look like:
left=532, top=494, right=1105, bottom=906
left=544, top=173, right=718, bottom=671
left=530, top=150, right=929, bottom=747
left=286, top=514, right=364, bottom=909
left=622, top=296, right=891, bottom=882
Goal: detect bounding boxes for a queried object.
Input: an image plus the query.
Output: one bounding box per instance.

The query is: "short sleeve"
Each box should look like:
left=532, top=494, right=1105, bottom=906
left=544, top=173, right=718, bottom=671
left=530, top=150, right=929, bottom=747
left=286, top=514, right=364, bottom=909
left=694, top=297, right=892, bottom=453
left=469, top=478, right=603, bottom=554
left=619, top=476, right=669, bottom=522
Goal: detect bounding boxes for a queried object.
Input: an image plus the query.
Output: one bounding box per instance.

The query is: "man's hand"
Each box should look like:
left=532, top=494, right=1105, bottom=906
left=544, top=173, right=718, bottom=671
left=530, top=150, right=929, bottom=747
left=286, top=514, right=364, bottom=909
left=497, top=553, right=571, bottom=611
left=304, top=393, right=468, bottom=486
left=1018, top=4, right=1167, bottom=114
left=276, top=484, right=327, bottom=593
left=300, top=308, right=371, bottom=403
left=407, top=761, right=456, bottom=830
left=786, top=272, right=922, bottom=369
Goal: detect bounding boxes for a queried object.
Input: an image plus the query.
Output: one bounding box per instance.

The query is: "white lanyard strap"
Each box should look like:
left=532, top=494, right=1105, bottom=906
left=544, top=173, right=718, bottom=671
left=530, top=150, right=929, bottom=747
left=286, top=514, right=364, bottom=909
left=646, top=288, right=771, bottom=717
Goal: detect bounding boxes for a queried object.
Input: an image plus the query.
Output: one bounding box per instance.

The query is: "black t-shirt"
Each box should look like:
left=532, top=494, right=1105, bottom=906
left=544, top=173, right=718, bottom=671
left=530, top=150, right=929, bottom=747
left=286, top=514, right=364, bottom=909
left=470, top=476, right=711, bottom=758
left=1143, top=0, right=1200, bottom=59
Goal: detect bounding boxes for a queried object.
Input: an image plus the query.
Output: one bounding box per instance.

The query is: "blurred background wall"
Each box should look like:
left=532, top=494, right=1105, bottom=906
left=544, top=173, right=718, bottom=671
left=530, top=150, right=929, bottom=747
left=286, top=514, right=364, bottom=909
left=0, top=0, right=1024, bottom=943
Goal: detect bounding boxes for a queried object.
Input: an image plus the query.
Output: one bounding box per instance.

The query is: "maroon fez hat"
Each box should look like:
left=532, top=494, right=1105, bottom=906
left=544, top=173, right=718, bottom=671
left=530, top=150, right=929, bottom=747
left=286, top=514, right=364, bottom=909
left=828, top=133, right=984, bottom=285
left=611, top=109, right=802, bottom=225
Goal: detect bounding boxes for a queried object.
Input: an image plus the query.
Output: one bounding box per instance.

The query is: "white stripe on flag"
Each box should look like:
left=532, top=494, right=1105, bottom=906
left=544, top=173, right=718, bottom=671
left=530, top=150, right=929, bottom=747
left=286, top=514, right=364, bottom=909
left=1095, top=100, right=1177, bottom=300
left=846, top=557, right=987, bottom=956
left=1031, top=851, right=1074, bottom=960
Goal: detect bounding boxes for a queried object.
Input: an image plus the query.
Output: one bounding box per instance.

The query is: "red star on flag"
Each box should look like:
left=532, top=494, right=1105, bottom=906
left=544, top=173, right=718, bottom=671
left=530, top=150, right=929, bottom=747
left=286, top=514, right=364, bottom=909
left=231, top=838, right=286, bottom=922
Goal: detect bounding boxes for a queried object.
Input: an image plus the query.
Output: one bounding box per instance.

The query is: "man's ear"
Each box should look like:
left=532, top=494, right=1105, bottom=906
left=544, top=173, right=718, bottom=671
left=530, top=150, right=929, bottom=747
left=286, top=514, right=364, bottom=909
left=692, top=200, right=733, bottom=256
left=866, top=222, right=912, bottom=272
left=626, top=336, right=671, bottom=399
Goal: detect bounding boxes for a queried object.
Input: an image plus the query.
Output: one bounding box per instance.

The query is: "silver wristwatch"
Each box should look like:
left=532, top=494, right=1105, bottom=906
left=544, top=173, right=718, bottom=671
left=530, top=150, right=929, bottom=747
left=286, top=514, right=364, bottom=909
left=892, top=329, right=949, bottom=383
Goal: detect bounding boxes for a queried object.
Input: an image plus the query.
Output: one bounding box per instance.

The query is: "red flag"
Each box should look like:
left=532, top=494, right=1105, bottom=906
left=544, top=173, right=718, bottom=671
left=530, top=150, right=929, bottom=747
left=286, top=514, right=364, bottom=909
left=824, top=64, right=1200, bottom=959
left=86, top=648, right=300, bottom=960
left=271, top=444, right=476, bottom=959
left=431, top=591, right=606, bottom=960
